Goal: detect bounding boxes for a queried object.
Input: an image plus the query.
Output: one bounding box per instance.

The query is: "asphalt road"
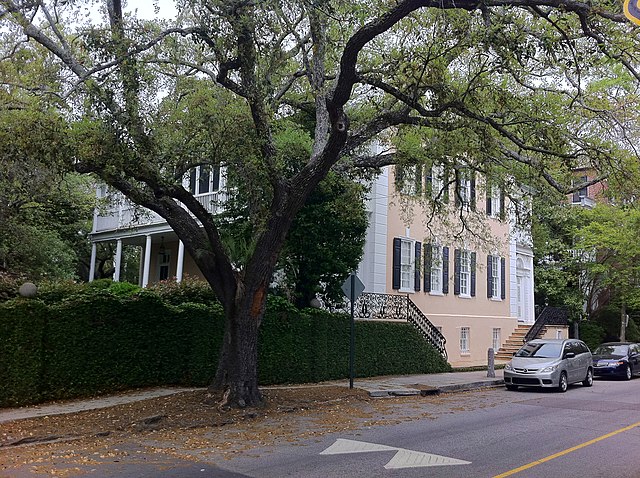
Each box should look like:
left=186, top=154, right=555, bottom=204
left=223, top=377, right=640, bottom=478
left=6, top=377, right=640, bottom=477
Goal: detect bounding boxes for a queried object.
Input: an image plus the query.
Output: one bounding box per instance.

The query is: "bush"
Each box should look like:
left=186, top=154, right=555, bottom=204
left=258, top=298, right=451, bottom=384
left=0, top=272, right=23, bottom=302
left=146, top=276, right=217, bottom=305
left=0, top=290, right=450, bottom=406
left=0, top=299, right=48, bottom=405
left=107, top=281, right=142, bottom=297
left=579, top=320, right=606, bottom=351
left=36, top=280, right=85, bottom=303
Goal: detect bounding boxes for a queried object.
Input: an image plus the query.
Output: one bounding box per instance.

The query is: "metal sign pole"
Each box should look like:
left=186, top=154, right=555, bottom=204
left=341, top=272, right=364, bottom=390
left=349, top=273, right=355, bottom=389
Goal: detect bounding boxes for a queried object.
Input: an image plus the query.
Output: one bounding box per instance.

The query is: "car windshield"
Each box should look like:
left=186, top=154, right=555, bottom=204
left=515, top=342, right=562, bottom=358
left=594, top=344, right=629, bottom=357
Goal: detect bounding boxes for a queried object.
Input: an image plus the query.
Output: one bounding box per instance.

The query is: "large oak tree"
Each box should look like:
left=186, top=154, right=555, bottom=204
left=2, top=0, right=640, bottom=407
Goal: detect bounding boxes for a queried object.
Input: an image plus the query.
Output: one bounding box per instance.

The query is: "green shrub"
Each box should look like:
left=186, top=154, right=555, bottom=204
left=0, top=289, right=450, bottom=406
left=86, top=278, right=113, bottom=291
left=0, top=273, right=23, bottom=302
left=626, top=318, right=640, bottom=343
left=579, top=320, right=606, bottom=351
left=108, top=281, right=142, bottom=297
left=36, top=280, right=85, bottom=303
left=147, top=276, right=217, bottom=305
left=258, top=299, right=451, bottom=384
left=0, top=299, right=48, bottom=405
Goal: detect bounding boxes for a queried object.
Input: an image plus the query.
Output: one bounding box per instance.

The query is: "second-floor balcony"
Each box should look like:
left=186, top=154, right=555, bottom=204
left=571, top=196, right=596, bottom=208
left=93, top=191, right=226, bottom=234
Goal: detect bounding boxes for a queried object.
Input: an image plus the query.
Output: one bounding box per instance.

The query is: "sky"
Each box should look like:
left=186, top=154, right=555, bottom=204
left=124, top=0, right=177, bottom=20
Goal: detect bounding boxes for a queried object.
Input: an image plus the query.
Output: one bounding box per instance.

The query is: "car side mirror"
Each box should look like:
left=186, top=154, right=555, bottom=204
left=564, top=352, right=576, bottom=359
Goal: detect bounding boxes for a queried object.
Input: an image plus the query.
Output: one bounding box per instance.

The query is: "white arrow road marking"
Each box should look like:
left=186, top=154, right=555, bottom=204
left=385, top=448, right=471, bottom=469
left=320, top=439, right=471, bottom=469
left=320, top=438, right=398, bottom=454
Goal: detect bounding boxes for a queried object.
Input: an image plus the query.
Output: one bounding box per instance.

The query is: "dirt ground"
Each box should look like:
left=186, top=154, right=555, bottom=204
left=0, top=385, right=504, bottom=477
left=1, top=385, right=450, bottom=476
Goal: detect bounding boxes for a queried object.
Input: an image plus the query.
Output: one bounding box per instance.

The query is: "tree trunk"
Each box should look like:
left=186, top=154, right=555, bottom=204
left=208, top=286, right=266, bottom=408
left=620, top=303, right=627, bottom=342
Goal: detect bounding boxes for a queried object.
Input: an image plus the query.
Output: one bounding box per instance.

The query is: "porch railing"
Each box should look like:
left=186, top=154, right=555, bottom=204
left=94, top=191, right=227, bottom=233
left=351, top=292, right=447, bottom=360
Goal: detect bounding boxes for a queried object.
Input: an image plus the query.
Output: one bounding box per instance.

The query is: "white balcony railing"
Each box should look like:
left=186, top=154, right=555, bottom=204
left=571, top=196, right=596, bottom=208
left=93, top=191, right=226, bottom=233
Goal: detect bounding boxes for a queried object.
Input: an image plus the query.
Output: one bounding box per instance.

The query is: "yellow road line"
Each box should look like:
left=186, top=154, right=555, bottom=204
left=493, top=420, right=640, bottom=478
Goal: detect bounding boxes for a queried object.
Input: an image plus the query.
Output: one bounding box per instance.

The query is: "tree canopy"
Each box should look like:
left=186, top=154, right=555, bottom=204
left=2, top=0, right=640, bottom=407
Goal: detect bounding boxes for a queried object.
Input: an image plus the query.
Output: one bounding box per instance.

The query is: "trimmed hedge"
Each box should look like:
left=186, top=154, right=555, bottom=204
left=0, top=288, right=450, bottom=407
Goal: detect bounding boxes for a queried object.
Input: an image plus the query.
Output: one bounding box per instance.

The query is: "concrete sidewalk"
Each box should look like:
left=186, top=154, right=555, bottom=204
left=347, top=369, right=504, bottom=397
left=0, top=370, right=504, bottom=424
left=0, top=387, right=201, bottom=424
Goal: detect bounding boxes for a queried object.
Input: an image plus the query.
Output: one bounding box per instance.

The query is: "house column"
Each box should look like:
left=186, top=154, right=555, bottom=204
left=113, top=239, right=122, bottom=282
left=142, top=234, right=152, bottom=287
left=176, top=240, right=185, bottom=283
left=88, top=242, right=97, bottom=282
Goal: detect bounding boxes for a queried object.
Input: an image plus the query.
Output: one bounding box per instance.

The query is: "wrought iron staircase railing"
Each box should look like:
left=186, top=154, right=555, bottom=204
left=524, top=306, right=569, bottom=343
left=350, top=292, right=447, bottom=360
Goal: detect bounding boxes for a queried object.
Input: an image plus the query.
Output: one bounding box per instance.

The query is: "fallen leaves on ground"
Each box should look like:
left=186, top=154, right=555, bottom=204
left=0, top=385, right=503, bottom=475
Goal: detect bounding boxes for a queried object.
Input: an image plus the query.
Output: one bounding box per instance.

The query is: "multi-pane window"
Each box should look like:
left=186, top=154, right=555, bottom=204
left=400, top=239, right=414, bottom=290
left=489, top=186, right=501, bottom=218
left=189, top=165, right=221, bottom=195
left=489, top=255, right=501, bottom=299
left=393, top=238, right=420, bottom=292
left=492, top=328, right=501, bottom=351
left=425, top=243, right=449, bottom=294
left=459, top=176, right=472, bottom=205
left=460, top=327, right=470, bottom=353
left=454, top=249, right=475, bottom=297
left=430, top=245, right=443, bottom=293
left=572, top=175, right=588, bottom=203
left=459, top=250, right=471, bottom=296
left=158, top=251, right=170, bottom=281
left=431, top=164, right=445, bottom=200
left=396, top=165, right=421, bottom=196
left=488, top=255, right=505, bottom=300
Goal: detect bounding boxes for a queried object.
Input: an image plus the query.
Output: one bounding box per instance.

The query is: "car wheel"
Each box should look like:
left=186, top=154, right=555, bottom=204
left=625, top=364, right=633, bottom=381
left=505, top=385, right=518, bottom=391
left=582, top=368, right=593, bottom=387
left=558, top=372, right=568, bottom=393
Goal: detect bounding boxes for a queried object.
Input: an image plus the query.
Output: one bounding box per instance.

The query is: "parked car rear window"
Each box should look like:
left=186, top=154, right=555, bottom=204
left=516, top=342, right=562, bottom=358
left=594, top=344, right=629, bottom=357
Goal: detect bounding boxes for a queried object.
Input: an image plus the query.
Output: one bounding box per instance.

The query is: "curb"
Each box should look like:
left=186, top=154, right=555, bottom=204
left=437, top=379, right=505, bottom=393
left=366, top=379, right=504, bottom=398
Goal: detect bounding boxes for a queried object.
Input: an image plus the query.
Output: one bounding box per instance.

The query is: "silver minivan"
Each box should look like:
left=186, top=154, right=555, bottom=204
left=503, top=339, right=593, bottom=392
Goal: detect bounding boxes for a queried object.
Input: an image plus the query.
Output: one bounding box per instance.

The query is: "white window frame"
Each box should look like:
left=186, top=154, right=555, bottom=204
left=572, top=175, right=588, bottom=203
left=459, top=175, right=472, bottom=206
left=492, top=328, right=501, bottom=351
left=189, top=165, right=222, bottom=196
left=430, top=244, right=443, bottom=294
left=459, top=250, right=471, bottom=297
left=398, top=165, right=421, bottom=196
left=460, top=327, right=470, bottom=354
left=400, top=238, right=415, bottom=292
left=432, top=164, right=445, bottom=200
left=489, top=186, right=501, bottom=218
left=490, top=255, right=501, bottom=300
